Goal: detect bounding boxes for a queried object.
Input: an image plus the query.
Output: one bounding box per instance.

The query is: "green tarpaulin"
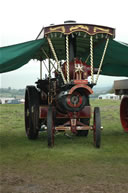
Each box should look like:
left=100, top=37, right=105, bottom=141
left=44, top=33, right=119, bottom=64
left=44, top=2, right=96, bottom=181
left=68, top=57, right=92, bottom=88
left=90, top=39, right=128, bottom=76
left=0, top=39, right=46, bottom=73
left=0, top=37, right=128, bottom=77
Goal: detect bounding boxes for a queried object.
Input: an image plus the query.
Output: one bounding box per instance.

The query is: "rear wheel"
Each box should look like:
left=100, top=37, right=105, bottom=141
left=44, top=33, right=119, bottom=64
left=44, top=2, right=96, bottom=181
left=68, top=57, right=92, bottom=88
left=47, top=105, right=55, bottom=147
left=25, top=86, right=40, bottom=139
left=93, top=107, right=101, bottom=148
left=120, top=96, right=128, bottom=132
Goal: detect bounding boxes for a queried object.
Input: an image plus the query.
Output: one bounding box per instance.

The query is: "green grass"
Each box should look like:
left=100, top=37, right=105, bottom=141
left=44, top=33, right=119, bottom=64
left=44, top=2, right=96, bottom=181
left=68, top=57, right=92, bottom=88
left=0, top=100, right=128, bottom=189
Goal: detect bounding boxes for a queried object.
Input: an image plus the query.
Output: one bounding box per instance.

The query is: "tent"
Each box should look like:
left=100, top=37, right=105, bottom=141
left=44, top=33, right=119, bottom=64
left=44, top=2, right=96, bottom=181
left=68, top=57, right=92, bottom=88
left=0, top=37, right=128, bottom=77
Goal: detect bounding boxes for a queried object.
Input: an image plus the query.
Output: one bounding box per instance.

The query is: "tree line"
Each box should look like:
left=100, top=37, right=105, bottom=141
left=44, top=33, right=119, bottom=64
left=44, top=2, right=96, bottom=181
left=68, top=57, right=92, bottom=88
left=0, top=87, right=25, bottom=98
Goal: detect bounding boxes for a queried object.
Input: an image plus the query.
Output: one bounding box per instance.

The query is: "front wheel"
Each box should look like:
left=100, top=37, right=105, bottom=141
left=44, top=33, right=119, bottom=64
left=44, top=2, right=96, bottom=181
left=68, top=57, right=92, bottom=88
left=93, top=107, right=101, bottom=148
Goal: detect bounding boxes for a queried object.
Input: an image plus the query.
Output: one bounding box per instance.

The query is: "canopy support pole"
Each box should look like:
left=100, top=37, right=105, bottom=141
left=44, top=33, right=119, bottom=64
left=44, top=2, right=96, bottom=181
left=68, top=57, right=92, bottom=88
left=40, top=61, right=42, bottom=79
left=47, top=37, right=67, bottom=84
left=41, top=48, right=56, bottom=70
left=90, top=36, right=94, bottom=84
left=42, top=60, right=48, bottom=72
left=48, top=57, right=52, bottom=104
left=85, top=54, right=90, bottom=63
left=95, top=38, right=109, bottom=84
left=66, top=35, right=70, bottom=83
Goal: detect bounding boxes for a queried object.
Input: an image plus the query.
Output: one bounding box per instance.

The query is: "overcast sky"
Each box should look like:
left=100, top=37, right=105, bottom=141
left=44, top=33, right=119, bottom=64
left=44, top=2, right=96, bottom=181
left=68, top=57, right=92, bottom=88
left=0, top=0, right=128, bottom=89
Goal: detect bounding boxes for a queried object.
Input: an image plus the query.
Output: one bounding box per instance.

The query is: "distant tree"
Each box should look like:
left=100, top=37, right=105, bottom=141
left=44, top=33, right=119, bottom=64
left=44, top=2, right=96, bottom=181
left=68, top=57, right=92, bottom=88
left=0, top=87, right=25, bottom=98
left=8, top=87, right=11, bottom=91
left=109, top=84, right=114, bottom=93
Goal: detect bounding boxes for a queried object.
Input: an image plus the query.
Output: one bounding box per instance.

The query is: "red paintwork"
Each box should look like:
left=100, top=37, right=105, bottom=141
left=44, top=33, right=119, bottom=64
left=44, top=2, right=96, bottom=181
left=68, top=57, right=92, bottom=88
left=68, top=84, right=93, bottom=95
left=73, top=80, right=88, bottom=84
left=79, top=106, right=91, bottom=118
left=39, top=106, right=48, bottom=119
left=62, top=59, right=91, bottom=80
left=39, top=105, right=91, bottom=119
left=67, top=92, right=82, bottom=108
left=120, top=96, right=128, bottom=132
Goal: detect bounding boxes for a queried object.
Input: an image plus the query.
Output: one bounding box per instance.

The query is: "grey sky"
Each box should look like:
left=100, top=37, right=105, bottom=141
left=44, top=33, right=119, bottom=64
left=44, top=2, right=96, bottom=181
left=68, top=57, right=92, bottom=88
left=0, top=0, right=128, bottom=89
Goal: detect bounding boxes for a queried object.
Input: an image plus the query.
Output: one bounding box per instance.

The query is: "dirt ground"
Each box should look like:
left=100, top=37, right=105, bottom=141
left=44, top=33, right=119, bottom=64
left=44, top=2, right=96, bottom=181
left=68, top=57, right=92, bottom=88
left=1, top=172, right=128, bottom=193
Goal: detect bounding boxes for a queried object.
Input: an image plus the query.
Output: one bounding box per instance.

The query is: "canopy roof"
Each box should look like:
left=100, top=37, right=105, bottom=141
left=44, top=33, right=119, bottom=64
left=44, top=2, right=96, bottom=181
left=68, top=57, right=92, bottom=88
left=37, top=22, right=115, bottom=37
left=0, top=23, right=128, bottom=77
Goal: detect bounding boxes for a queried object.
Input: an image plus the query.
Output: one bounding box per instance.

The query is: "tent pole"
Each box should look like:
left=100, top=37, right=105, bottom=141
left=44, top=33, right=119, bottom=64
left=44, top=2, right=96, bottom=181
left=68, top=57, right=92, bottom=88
left=42, top=60, right=48, bottom=72
left=40, top=60, right=42, bottom=79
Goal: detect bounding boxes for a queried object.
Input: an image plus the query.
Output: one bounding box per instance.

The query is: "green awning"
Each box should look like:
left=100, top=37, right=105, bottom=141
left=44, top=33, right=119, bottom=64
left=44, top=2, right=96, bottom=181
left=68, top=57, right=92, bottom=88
left=90, top=39, right=128, bottom=76
left=0, top=37, right=128, bottom=77
left=0, top=38, right=46, bottom=73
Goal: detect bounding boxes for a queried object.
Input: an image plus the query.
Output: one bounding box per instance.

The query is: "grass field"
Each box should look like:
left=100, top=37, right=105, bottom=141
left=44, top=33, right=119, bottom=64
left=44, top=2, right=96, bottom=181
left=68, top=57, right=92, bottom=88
left=0, top=99, right=128, bottom=193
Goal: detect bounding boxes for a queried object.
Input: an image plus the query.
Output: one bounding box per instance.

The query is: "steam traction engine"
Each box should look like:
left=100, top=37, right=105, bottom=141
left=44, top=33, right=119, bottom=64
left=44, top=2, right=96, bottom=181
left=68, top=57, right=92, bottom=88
left=25, top=21, right=115, bottom=147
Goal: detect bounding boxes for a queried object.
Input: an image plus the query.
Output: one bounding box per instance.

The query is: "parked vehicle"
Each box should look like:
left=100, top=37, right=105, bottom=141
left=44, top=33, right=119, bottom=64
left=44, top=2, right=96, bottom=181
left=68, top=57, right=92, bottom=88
left=114, top=79, right=128, bottom=132
left=7, top=99, right=21, bottom=104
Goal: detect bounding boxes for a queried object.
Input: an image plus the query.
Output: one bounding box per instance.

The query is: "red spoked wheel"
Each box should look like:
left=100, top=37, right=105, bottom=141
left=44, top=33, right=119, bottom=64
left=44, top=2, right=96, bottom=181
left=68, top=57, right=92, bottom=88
left=93, top=107, right=101, bottom=148
left=120, top=96, right=128, bottom=132
left=47, top=105, right=55, bottom=147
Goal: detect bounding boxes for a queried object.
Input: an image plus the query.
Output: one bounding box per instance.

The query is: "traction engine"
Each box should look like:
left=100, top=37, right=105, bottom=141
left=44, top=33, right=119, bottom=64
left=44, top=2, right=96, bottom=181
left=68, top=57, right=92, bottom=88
left=114, top=79, right=128, bottom=132
left=25, top=21, right=115, bottom=147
